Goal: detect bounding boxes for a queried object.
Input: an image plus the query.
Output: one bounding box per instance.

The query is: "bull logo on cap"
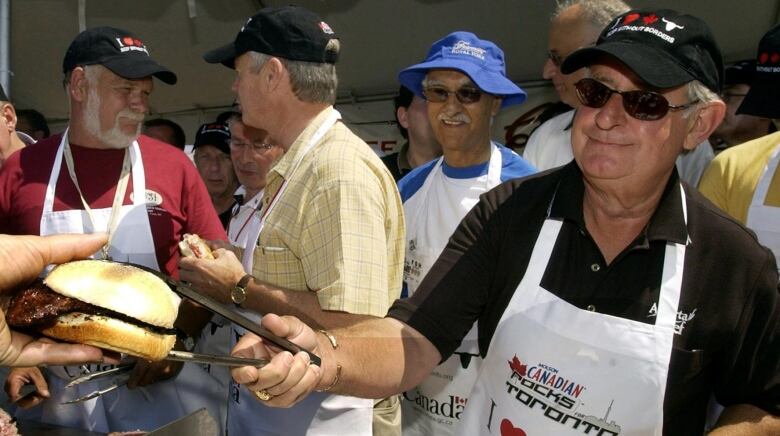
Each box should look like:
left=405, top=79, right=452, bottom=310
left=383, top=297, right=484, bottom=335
left=662, top=18, right=685, bottom=32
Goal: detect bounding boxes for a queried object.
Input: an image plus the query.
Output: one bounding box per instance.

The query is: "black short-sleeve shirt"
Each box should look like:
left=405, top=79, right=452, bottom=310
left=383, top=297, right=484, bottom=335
left=388, top=163, right=780, bottom=434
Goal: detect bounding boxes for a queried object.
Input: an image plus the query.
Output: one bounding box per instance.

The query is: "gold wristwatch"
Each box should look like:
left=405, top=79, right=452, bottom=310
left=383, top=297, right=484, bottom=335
left=231, top=274, right=254, bottom=306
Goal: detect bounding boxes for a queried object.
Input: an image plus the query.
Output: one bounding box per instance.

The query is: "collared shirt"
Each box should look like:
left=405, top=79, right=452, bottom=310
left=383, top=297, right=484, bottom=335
left=380, top=142, right=413, bottom=182
left=254, top=107, right=405, bottom=317
left=700, top=130, right=780, bottom=223
left=389, top=162, right=779, bottom=433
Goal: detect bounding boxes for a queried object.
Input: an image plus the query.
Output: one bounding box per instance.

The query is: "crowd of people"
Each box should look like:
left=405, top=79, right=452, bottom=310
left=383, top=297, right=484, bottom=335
left=0, top=1, right=776, bottom=435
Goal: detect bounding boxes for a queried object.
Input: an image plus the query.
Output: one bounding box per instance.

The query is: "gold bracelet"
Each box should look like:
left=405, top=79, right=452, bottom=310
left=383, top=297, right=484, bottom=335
left=316, top=329, right=338, bottom=349
left=316, top=329, right=340, bottom=391
left=319, top=364, right=342, bottom=392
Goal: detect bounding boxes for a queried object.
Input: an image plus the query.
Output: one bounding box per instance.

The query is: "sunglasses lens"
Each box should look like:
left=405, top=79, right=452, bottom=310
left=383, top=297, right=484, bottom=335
left=575, top=79, right=672, bottom=121
left=423, top=88, right=448, bottom=103
left=622, top=91, right=668, bottom=121
left=575, top=79, right=610, bottom=108
left=456, top=88, right=482, bottom=104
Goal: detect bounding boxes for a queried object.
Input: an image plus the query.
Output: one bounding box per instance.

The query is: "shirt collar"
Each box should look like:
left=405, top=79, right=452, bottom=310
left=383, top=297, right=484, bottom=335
left=396, top=142, right=412, bottom=172
left=270, top=106, right=335, bottom=179
left=549, top=162, right=688, bottom=245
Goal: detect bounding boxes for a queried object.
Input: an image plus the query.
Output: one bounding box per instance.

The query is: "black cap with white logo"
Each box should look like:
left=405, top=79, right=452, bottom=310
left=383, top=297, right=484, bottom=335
left=194, top=122, right=231, bottom=155
left=561, top=9, right=723, bottom=94
left=63, top=26, right=177, bottom=85
left=203, top=5, right=339, bottom=68
left=737, top=24, right=780, bottom=119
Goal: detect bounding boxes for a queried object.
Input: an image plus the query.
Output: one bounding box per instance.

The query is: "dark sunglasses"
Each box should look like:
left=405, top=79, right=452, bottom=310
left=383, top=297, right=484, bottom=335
left=422, top=86, right=483, bottom=104
left=574, top=78, right=699, bottom=121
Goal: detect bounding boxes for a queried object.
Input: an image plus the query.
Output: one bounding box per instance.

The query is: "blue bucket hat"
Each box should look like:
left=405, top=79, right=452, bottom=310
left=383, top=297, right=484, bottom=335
left=398, top=31, right=526, bottom=108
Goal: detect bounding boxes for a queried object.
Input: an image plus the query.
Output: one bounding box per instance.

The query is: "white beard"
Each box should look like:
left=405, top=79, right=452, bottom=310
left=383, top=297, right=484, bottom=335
left=83, top=88, right=144, bottom=149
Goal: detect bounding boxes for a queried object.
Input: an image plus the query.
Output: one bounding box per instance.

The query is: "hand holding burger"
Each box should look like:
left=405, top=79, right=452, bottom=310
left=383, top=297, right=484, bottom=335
left=0, top=233, right=120, bottom=367
left=178, top=239, right=246, bottom=306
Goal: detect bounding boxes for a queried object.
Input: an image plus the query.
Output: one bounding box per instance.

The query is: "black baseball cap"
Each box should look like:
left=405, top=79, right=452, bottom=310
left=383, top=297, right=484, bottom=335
left=63, top=26, right=177, bottom=85
left=561, top=9, right=723, bottom=94
left=0, top=83, right=7, bottom=101
left=194, top=122, right=231, bottom=155
left=203, top=5, right=339, bottom=68
left=723, top=60, right=755, bottom=86
left=737, top=24, right=780, bottom=118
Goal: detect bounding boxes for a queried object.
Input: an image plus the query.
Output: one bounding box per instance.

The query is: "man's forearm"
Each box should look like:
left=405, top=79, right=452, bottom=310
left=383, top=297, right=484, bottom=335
left=313, top=317, right=441, bottom=399
left=709, top=404, right=780, bottom=435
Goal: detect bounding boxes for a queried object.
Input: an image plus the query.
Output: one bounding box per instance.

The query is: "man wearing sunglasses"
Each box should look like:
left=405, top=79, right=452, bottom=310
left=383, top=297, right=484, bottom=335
left=228, top=8, right=780, bottom=435
left=527, top=1, right=716, bottom=189
left=394, top=31, right=536, bottom=435
left=700, top=24, right=780, bottom=274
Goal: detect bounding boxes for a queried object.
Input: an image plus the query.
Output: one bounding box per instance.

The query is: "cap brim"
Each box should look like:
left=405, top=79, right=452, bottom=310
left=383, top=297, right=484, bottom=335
left=398, top=59, right=526, bottom=108
left=737, top=80, right=780, bottom=118
left=102, top=56, right=177, bottom=85
left=561, top=42, right=694, bottom=90
left=203, top=43, right=238, bottom=69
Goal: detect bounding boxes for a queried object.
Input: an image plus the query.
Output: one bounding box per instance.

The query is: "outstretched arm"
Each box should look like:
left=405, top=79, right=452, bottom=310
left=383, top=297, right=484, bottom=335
left=230, top=313, right=441, bottom=407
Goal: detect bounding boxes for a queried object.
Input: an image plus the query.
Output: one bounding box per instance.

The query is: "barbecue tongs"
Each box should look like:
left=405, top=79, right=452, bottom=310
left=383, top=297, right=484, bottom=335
left=62, top=351, right=269, bottom=404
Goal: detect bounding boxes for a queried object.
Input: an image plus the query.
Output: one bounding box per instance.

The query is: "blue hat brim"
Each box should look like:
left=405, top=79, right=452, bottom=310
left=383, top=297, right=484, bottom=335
left=398, top=59, right=526, bottom=108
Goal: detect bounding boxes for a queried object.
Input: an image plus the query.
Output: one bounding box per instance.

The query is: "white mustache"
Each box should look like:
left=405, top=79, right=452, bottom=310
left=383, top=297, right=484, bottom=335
left=438, top=113, right=470, bottom=124
left=117, top=109, right=145, bottom=122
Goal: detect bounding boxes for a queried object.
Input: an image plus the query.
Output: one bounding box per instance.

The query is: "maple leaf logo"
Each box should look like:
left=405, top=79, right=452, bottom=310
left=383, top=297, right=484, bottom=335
left=508, top=355, right=527, bottom=377
left=643, top=14, right=658, bottom=25
left=623, top=12, right=640, bottom=25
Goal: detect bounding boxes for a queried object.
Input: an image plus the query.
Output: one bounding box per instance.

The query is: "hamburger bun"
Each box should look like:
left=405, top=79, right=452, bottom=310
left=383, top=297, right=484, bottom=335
left=42, top=260, right=180, bottom=360
left=179, top=234, right=214, bottom=259
left=41, top=313, right=176, bottom=361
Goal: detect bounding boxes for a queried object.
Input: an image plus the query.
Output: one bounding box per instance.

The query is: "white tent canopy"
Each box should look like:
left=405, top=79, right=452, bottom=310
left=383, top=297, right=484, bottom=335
left=6, top=0, right=780, bottom=149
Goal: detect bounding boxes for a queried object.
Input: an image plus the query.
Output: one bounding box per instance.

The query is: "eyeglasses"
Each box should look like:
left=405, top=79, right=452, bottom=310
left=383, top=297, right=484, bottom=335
left=194, top=153, right=231, bottom=166
left=229, top=140, right=275, bottom=154
left=547, top=51, right=564, bottom=68
left=422, top=86, right=483, bottom=104
left=574, top=78, right=699, bottom=121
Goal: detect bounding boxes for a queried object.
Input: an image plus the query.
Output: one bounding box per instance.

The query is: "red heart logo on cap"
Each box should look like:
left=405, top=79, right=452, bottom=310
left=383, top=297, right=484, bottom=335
left=122, top=36, right=134, bottom=46
left=771, top=53, right=780, bottom=63
left=643, top=14, right=659, bottom=25
left=500, top=419, right=527, bottom=436
left=623, top=13, right=640, bottom=24
left=133, top=38, right=143, bottom=47
left=760, top=52, right=769, bottom=64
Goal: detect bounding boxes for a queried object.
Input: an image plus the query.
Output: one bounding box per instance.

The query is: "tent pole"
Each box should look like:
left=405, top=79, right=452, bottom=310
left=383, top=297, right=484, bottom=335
left=0, top=0, right=9, bottom=98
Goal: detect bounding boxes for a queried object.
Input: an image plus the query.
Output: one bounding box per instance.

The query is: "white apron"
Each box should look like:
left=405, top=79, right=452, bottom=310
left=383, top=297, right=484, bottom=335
left=402, top=143, right=502, bottom=436
left=456, top=186, right=688, bottom=435
left=746, top=142, right=780, bottom=272
left=16, top=132, right=226, bottom=434
left=227, top=108, right=373, bottom=436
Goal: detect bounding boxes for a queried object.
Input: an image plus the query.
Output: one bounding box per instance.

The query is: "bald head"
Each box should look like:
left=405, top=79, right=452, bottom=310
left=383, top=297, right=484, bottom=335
left=543, top=0, right=630, bottom=106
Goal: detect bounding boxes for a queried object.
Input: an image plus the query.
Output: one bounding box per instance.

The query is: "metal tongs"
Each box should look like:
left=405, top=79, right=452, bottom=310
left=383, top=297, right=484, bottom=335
left=63, top=351, right=270, bottom=404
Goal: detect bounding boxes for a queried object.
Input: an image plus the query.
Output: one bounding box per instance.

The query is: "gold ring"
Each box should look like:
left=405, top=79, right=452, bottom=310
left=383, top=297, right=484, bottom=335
left=254, top=389, right=273, bottom=401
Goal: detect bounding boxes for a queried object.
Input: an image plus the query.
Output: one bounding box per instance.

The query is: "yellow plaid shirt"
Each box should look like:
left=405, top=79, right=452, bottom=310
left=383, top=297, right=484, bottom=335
left=253, top=107, right=405, bottom=317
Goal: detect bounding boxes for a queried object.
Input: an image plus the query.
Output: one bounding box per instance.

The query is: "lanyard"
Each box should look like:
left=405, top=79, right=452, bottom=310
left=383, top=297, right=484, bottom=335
left=62, top=136, right=132, bottom=260
left=233, top=195, right=263, bottom=243
left=255, top=109, right=341, bottom=236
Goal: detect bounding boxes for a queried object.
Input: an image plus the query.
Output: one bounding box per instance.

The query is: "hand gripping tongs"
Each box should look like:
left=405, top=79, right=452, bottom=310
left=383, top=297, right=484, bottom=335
left=63, top=261, right=320, bottom=404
